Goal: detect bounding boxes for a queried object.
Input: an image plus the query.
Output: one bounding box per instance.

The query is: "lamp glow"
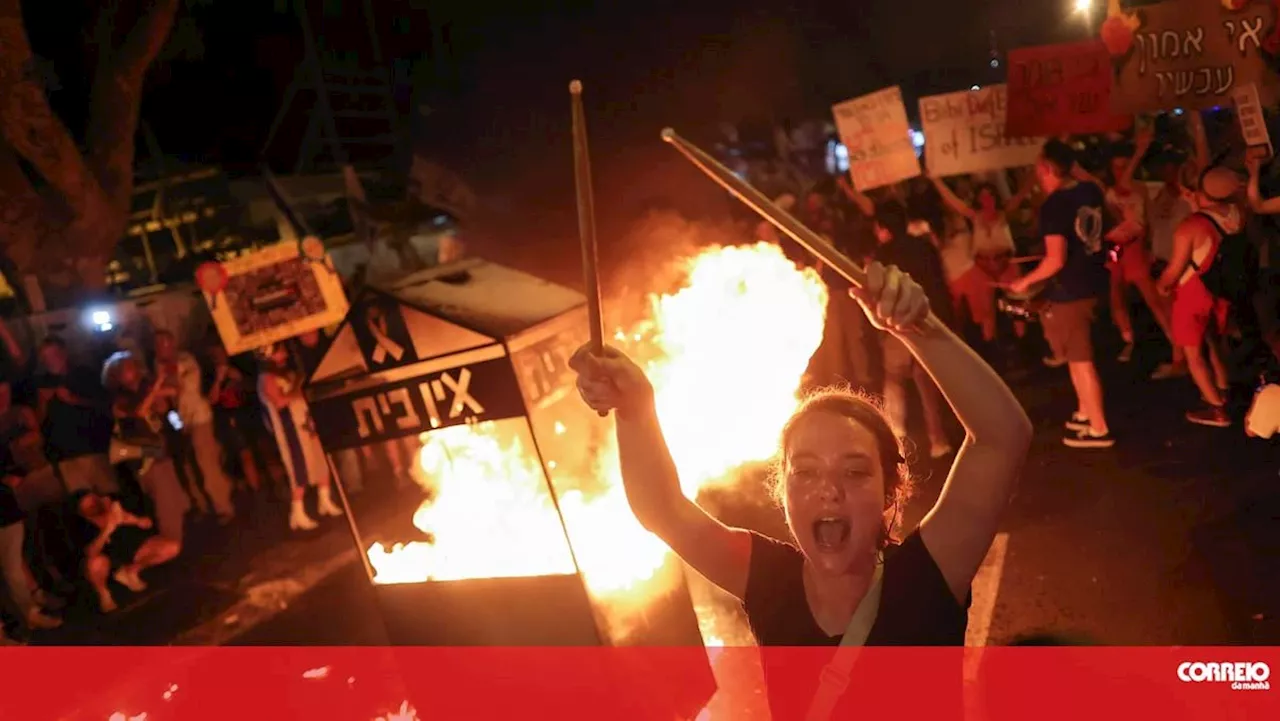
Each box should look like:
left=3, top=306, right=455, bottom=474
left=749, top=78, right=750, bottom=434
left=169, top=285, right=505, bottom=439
left=1074, top=0, right=1091, bottom=12
left=90, top=309, right=113, bottom=332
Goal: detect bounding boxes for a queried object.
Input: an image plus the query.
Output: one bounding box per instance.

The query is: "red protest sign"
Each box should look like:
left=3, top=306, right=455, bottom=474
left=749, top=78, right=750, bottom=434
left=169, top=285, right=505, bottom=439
left=1006, top=40, right=1132, bottom=138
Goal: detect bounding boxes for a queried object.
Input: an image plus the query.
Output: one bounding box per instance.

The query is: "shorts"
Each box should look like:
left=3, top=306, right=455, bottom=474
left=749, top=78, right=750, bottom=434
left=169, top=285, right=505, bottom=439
left=103, top=527, right=152, bottom=569
left=975, top=252, right=1020, bottom=285
left=882, top=335, right=915, bottom=378
left=1041, top=298, right=1097, bottom=363
left=1172, top=275, right=1230, bottom=348
left=1108, top=243, right=1152, bottom=284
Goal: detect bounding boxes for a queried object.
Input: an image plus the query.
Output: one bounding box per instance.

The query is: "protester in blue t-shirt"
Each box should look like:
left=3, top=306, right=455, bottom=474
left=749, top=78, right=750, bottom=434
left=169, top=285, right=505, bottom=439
left=1010, top=139, right=1114, bottom=449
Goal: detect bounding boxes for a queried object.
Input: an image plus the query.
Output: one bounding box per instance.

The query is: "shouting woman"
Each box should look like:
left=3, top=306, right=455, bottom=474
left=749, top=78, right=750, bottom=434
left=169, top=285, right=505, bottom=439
left=570, top=259, right=1031, bottom=719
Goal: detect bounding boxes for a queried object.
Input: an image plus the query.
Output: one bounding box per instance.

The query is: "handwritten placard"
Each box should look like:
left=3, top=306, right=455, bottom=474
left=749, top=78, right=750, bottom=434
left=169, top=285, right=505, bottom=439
left=1102, top=0, right=1277, bottom=113
left=1006, top=40, right=1132, bottom=138
left=1233, top=82, right=1273, bottom=160
left=832, top=86, right=920, bottom=191
left=919, top=85, right=1045, bottom=177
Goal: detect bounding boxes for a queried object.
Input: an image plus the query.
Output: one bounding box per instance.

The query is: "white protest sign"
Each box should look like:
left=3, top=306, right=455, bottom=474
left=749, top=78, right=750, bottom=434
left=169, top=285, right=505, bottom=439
left=919, top=85, right=1045, bottom=177
left=1232, top=82, right=1273, bottom=161
left=832, top=86, right=920, bottom=191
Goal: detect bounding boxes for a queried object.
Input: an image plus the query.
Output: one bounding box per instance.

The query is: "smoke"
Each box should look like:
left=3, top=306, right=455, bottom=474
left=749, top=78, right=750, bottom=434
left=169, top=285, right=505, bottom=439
left=601, top=209, right=751, bottom=333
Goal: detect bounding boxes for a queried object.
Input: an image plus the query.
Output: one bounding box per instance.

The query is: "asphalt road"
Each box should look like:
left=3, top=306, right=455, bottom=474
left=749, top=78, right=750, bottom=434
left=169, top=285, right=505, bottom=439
left=233, top=325, right=1280, bottom=648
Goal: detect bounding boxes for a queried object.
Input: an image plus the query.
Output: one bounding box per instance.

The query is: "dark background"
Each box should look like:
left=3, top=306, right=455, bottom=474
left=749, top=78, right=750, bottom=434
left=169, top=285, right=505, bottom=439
left=21, top=0, right=1091, bottom=274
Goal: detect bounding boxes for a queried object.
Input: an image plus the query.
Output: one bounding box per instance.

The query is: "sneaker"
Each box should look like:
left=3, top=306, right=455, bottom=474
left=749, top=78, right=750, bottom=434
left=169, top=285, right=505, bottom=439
left=1043, top=355, right=1067, bottom=368
left=1117, top=342, right=1134, bottom=363
left=1063, top=428, right=1116, bottom=448
left=1064, top=413, right=1090, bottom=432
left=1150, top=362, right=1188, bottom=380
left=1186, top=405, right=1231, bottom=428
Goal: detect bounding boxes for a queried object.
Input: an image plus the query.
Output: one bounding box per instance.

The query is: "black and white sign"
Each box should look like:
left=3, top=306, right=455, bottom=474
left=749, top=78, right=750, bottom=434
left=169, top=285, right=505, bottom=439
left=310, top=357, right=527, bottom=450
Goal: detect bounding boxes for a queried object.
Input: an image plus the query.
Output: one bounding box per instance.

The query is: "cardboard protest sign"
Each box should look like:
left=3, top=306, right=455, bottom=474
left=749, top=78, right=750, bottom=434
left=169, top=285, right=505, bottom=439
left=1101, top=0, right=1278, bottom=113
left=1006, top=40, right=1132, bottom=137
left=919, top=85, right=1045, bottom=177
left=198, top=238, right=350, bottom=355
left=1233, top=82, right=1274, bottom=160
left=832, top=86, right=920, bottom=191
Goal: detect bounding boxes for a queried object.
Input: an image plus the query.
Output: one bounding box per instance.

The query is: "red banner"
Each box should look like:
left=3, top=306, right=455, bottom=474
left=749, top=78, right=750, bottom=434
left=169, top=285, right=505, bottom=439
left=1006, top=40, right=1133, bottom=138
left=0, top=647, right=1275, bottom=721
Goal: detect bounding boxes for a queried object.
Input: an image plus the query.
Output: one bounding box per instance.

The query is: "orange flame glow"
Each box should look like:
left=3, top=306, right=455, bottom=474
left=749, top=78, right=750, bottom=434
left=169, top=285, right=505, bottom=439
left=365, top=241, right=826, bottom=644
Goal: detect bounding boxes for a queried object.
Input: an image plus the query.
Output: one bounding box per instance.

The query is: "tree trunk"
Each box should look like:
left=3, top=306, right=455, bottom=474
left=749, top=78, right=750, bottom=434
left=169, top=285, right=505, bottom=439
left=0, top=0, right=177, bottom=297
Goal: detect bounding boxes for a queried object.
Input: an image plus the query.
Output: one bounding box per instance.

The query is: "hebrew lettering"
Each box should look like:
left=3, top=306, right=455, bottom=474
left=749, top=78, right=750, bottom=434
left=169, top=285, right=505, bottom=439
left=354, top=397, right=384, bottom=439
left=419, top=382, right=442, bottom=429
left=1194, top=68, right=1212, bottom=95
left=1214, top=65, right=1234, bottom=94
left=442, top=368, right=484, bottom=418
left=1236, top=16, right=1264, bottom=55
left=1182, top=27, right=1204, bottom=55
left=385, top=387, right=420, bottom=430
left=1174, top=70, right=1194, bottom=96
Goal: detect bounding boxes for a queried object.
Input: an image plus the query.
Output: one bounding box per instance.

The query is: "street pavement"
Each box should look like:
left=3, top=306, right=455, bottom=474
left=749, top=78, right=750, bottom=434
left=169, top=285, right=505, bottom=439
left=21, top=315, right=1280, bottom=648
left=226, top=332, right=1280, bottom=648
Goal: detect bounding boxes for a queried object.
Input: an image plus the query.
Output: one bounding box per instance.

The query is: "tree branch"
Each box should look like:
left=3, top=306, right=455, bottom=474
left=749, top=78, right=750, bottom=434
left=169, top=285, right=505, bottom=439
left=85, top=0, right=178, bottom=204
left=0, top=0, right=113, bottom=227
left=0, top=140, right=49, bottom=272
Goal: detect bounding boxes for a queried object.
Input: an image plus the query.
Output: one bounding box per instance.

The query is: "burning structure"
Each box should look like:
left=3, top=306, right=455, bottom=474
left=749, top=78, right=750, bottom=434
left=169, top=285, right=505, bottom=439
left=305, top=256, right=710, bottom=649
left=304, top=240, right=828, bottom=717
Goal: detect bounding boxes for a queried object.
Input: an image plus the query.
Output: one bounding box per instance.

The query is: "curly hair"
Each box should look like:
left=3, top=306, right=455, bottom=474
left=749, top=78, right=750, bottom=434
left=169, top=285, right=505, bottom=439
left=769, top=385, right=916, bottom=552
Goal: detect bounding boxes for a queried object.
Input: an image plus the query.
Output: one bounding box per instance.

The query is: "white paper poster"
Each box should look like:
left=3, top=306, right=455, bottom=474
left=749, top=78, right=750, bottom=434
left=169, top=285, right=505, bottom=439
left=832, top=86, right=921, bottom=191
left=1232, top=82, right=1273, bottom=160
left=919, top=85, right=1045, bottom=177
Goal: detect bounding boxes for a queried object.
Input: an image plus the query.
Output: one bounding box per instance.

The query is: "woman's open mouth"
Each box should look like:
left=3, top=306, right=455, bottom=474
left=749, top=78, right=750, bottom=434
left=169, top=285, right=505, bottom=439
left=812, top=517, right=851, bottom=551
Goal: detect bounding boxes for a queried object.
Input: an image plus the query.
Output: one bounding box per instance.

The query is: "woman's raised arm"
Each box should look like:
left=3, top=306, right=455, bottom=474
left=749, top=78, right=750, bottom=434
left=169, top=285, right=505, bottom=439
left=851, top=262, right=1032, bottom=602
left=570, top=346, right=752, bottom=600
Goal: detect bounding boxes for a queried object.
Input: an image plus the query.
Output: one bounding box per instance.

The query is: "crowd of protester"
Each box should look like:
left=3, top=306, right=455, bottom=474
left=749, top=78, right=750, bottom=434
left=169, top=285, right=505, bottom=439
left=564, top=107, right=1280, bottom=719
left=0, top=318, right=360, bottom=644
left=747, top=108, right=1279, bottom=449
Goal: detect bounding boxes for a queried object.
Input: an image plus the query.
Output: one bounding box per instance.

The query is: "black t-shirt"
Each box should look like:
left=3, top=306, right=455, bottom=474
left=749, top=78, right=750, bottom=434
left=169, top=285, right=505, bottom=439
left=36, top=368, right=113, bottom=460
left=743, top=529, right=968, bottom=719
left=1038, top=182, right=1109, bottom=303
left=873, top=234, right=955, bottom=328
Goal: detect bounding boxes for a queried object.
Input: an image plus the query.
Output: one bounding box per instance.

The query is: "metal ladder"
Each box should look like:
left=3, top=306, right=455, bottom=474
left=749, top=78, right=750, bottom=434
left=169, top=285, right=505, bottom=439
left=262, top=0, right=402, bottom=174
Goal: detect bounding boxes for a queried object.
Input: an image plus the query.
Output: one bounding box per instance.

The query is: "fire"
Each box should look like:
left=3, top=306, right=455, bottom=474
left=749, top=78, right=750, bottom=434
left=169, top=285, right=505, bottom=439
left=366, top=241, right=826, bottom=634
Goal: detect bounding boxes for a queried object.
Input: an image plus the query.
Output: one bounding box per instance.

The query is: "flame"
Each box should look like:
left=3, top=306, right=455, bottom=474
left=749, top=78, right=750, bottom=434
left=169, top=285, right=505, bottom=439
left=366, top=242, right=826, bottom=640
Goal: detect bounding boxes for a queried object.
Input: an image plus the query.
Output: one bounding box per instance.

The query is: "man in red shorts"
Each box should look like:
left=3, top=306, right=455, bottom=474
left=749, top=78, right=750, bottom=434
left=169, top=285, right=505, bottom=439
left=1156, top=166, right=1241, bottom=428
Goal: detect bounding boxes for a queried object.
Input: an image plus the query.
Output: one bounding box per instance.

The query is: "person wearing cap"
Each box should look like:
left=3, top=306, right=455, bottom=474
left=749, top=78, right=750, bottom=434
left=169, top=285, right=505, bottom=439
left=1155, top=165, right=1242, bottom=428
left=1010, top=139, right=1115, bottom=448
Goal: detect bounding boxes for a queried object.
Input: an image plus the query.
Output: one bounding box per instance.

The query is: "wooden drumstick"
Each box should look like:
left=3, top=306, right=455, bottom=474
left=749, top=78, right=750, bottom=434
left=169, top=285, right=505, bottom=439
left=570, top=80, right=608, bottom=417
left=661, top=127, right=947, bottom=335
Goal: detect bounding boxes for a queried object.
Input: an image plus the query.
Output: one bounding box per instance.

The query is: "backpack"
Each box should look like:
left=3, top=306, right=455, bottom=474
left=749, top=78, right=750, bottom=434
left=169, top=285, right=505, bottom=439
left=1196, top=213, right=1260, bottom=304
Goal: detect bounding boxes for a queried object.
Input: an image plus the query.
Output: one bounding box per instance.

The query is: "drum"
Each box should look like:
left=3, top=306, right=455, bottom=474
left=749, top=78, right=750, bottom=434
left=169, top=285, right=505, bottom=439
left=996, top=281, right=1048, bottom=323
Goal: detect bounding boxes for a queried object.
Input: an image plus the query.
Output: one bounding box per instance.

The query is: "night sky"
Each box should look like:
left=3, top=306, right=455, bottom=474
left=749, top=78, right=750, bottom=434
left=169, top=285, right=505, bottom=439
left=23, top=0, right=1093, bottom=272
